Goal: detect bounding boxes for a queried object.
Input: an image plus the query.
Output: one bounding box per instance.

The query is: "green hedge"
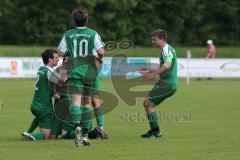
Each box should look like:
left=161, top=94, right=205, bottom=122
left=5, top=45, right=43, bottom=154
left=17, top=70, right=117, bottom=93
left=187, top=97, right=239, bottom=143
left=0, top=0, right=240, bottom=46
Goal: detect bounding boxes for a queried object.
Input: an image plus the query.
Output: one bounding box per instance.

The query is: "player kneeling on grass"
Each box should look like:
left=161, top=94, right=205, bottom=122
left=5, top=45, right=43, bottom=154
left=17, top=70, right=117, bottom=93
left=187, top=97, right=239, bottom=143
left=139, top=29, right=178, bottom=138
left=22, top=49, right=59, bottom=141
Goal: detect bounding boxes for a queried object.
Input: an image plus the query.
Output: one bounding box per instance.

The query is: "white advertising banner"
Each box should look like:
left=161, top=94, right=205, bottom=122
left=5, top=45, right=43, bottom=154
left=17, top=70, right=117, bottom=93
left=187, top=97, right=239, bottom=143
left=0, top=57, right=240, bottom=78
left=177, top=58, right=240, bottom=78
left=0, top=57, right=44, bottom=78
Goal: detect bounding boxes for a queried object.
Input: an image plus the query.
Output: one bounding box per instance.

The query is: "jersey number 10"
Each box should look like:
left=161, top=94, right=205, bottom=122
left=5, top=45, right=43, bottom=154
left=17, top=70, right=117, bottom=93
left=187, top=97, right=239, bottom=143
left=73, top=39, right=88, bottom=58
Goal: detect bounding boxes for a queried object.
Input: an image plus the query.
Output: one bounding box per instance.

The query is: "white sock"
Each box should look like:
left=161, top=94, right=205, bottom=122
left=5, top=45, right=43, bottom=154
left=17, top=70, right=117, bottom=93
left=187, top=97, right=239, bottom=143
left=99, top=126, right=104, bottom=131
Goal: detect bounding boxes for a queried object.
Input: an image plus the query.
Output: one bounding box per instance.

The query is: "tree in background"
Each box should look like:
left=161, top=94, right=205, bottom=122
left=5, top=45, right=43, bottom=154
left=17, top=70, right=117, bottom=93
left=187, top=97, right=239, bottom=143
left=0, top=0, right=239, bottom=46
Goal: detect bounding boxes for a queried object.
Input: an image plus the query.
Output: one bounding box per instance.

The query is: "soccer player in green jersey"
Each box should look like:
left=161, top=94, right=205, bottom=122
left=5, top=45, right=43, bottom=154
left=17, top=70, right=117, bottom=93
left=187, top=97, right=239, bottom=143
left=68, top=21, right=108, bottom=139
left=58, top=7, right=104, bottom=147
left=22, top=49, right=59, bottom=140
left=139, top=29, right=178, bottom=138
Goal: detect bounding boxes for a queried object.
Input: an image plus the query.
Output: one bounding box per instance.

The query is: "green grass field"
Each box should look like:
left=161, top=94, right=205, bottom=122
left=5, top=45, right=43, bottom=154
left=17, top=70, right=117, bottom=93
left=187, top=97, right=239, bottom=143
left=0, top=78, right=240, bottom=160
left=0, top=45, right=240, bottom=58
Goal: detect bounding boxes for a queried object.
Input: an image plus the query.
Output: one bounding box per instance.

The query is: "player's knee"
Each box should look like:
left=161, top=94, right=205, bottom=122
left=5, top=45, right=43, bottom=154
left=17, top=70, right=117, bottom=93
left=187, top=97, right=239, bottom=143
left=83, top=96, right=92, bottom=106
left=143, top=99, right=151, bottom=108
left=72, top=94, right=81, bottom=106
left=41, top=129, right=51, bottom=139
left=144, top=99, right=155, bottom=111
left=92, top=97, right=100, bottom=108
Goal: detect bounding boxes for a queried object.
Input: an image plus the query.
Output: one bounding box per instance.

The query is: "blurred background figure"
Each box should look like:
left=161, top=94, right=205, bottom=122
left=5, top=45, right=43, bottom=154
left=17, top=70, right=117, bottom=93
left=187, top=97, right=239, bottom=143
left=206, top=39, right=216, bottom=80
left=206, top=39, right=216, bottom=59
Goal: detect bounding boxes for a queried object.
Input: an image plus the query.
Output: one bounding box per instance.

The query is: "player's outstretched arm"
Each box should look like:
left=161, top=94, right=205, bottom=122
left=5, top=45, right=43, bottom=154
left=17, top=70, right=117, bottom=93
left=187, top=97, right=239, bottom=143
left=140, top=62, right=171, bottom=80
left=157, top=62, right=171, bottom=76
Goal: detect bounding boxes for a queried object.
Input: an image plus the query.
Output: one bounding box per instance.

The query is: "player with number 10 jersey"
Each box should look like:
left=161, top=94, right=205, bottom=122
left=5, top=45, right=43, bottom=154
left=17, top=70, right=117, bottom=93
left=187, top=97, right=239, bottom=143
left=58, top=7, right=104, bottom=147
left=59, top=25, right=104, bottom=83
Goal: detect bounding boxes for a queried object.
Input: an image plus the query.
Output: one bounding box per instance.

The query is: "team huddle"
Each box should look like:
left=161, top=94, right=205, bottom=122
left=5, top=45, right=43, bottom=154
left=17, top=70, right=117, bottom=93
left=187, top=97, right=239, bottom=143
left=21, top=7, right=178, bottom=148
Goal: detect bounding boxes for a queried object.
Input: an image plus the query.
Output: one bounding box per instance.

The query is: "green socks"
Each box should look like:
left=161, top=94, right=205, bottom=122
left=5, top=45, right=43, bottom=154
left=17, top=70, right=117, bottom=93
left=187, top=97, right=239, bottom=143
left=30, top=133, right=45, bottom=140
left=27, top=117, right=39, bottom=133
left=148, top=111, right=159, bottom=131
left=69, top=105, right=81, bottom=123
left=81, top=107, right=93, bottom=136
left=94, top=107, right=104, bottom=128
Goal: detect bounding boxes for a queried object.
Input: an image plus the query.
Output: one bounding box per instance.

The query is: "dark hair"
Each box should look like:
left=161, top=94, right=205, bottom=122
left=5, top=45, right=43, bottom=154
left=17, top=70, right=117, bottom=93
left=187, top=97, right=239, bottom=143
left=41, top=49, right=57, bottom=65
left=69, top=21, right=77, bottom=29
left=72, top=7, right=88, bottom=27
left=151, top=29, right=167, bottom=41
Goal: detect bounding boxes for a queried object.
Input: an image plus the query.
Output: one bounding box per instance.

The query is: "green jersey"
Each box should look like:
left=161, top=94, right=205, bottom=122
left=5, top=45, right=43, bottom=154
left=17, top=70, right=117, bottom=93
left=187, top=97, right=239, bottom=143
left=63, top=27, right=98, bottom=81
left=159, top=44, right=178, bottom=89
left=31, top=66, right=53, bottom=113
